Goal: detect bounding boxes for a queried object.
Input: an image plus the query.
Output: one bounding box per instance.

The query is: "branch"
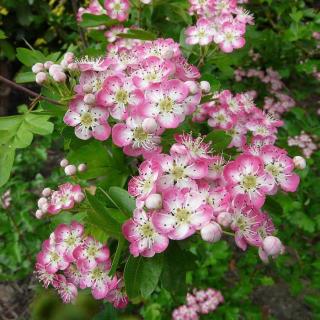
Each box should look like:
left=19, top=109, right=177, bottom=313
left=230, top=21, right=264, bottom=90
left=0, top=75, right=63, bottom=106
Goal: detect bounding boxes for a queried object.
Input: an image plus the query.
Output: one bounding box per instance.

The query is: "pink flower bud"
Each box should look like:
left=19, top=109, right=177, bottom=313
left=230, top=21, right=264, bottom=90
left=77, top=163, right=87, bottom=172
left=35, top=209, right=44, bottom=219
left=64, top=165, right=77, bottom=176
left=52, top=71, right=67, bottom=82
left=49, top=64, right=63, bottom=76
left=142, top=118, right=158, bottom=133
left=200, top=222, right=222, bottom=243
left=145, top=193, right=162, bottom=210
left=41, top=203, right=49, bottom=213
left=64, top=52, right=75, bottom=64
left=185, top=81, right=199, bottom=94
left=60, top=59, right=69, bottom=69
left=74, top=193, right=85, bottom=203
left=83, top=93, right=96, bottom=105
left=35, top=72, right=47, bottom=85
left=68, top=63, right=78, bottom=71
left=83, top=84, right=93, bottom=93
left=42, top=188, right=52, bottom=197
left=60, top=159, right=69, bottom=168
left=44, top=61, right=54, bottom=69
left=38, top=197, right=48, bottom=208
left=200, top=81, right=211, bottom=93
left=32, top=63, right=44, bottom=74
left=217, top=212, right=232, bottom=228
left=262, top=236, right=283, bottom=256
left=293, top=156, right=306, bottom=169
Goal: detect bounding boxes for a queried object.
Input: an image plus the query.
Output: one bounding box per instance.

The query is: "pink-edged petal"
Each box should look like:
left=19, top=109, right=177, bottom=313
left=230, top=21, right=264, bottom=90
left=64, top=111, right=81, bottom=126
left=92, top=124, right=111, bottom=141
left=112, top=123, right=132, bottom=146
left=75, top=124, right=92, bottom=140
left=152, top=213, right=176, bottom=234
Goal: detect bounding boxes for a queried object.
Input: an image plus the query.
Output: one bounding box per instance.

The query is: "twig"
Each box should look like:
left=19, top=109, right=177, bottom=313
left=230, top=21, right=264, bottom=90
left=0, top=75, right=63, bottom=106
left=71, top=0, right=88, bottom=50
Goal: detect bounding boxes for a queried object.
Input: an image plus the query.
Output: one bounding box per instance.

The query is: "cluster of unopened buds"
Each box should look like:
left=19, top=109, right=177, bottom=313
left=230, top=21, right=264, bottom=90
left=172, top=288, right=224, bottom=320
left=288, top=131, right=318, bottom=159
left=122, top=131, right=300, bottom=262
left=32, top=52, right=77, bottom=85
left=1, top=189, right=11, bottom=209
left=62, top=38, right=212, bottom=153
left=77, top=0, right=152, bottom=23
left=185, top=0, right=254, bottom=52
left=35, top=221, right=128, bottom=307
left=234, top=67, right=295, bottom=116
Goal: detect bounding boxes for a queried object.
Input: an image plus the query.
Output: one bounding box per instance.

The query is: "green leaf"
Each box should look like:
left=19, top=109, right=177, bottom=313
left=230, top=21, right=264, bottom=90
left=79, top=13, right=118, bottom=28
left=108, top=186, right=135, bottom=217
left=0, top=29, right=7, bottom=40
left=16, top=48, right=46, bottom=67
left=118, top=29, right=157, bottom=41
left=15, top=72, right=35, bottom=84
left=140, top=254, right=164, bottom=298
left=86, top=191, right=123, bottom=239
left=205, top=130, right=232, bottom=152
left=109, top=238, right=125, bottom=276
left=124, top=256, right=143, bottom=300
left=0, top=146, right=15, bottom=187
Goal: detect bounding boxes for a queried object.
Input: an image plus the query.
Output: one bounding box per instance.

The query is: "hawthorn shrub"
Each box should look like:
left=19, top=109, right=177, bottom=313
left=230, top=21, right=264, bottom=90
left=0, top=0, right=320, bottom=319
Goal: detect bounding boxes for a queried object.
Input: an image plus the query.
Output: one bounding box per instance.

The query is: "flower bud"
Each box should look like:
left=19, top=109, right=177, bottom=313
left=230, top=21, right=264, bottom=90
left=64, top=52, right=75, bottom=64
left=262, top=236, right=283, bottom=256
left=49, top=64, right=63, bottom=76
left=74, top=193, right=85, bottom=203
left=145, top=193, right=162, bottom=210
left=42, top=188, right=52, bottom=197
left=185, top=81, right=199, bottom=94
left=217, top=212, right=232, bottom=228
left=38, top=197, right=48, bottom=208
left=83, top=84, right=93, bottom=93
left=52, top=71, right=67, bottom=83
left=142, top=118, right=158, bottom=133
left=64, top=165, right=77, bottom=176
left=84, top=93, right=95, bottom=105
left=293, top=156, right=306, bottom=170
left=200, top=222, right=222, bottom=243
left=60, top=159, right=69, bottom=168
left=44, top=61, right=54, bottom=69
left=200, top=81, right=211, bottom=93
left=35, top=72, right=47, bottom=85
left=68, top=63, right=78, bottom=71
left=60, top=59, right=69, bottom=69
left=32, top=63, right=44, bottom=74
left=77, top=163, right=87, bottom=172
left=35, top=209, right=44, bottom=219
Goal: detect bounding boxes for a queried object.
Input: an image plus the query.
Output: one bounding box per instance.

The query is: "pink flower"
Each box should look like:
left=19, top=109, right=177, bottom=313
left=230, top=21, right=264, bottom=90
left=152, top=188, right=213, bottom=240
left=128, top=159, right=162, bottom=200
left=132, top=56, right=175, bottom=89
left=260, top=145, right=300, bottom=193
left=105, top=277, right=129, bottom=308
left=104, top=0, right=130, bottom=22
left=186, top=18, right=214, bottom=46
left=208, top=106, right=235, bottom=130
left=143, top=79, right=190, bottom=129
left=112, top=116, right=162, bottom=157
left=122, top=209, right=169, bottom=257
left=155, top=153, right=208, bottom=191
left=74, top=237, right=110, bottom=271
left=80, top=262, right=118, bottom=299
left=64, top=96, right=111, bottom=141
left=214, top=22, right=246, bottom=53
left=54, top=222, right=84, bottom=263
left=96, top=75, right=145, bottom=120
left=224, top=155, right=274, bottom=208
left=54, top=274, right=78, bottom=303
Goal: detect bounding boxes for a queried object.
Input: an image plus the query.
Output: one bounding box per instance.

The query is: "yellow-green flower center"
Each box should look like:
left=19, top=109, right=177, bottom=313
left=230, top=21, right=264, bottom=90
left=81, top=112, right=93, bottom=127
left=242, top=175, right=257, bottom=190
left=133, top=127, right=149, bottom=142
left=159, top=97, right=174, bottom=112
left=176, top=208, right=190, bottom=223
left=115, top=89, right=129, bottom=104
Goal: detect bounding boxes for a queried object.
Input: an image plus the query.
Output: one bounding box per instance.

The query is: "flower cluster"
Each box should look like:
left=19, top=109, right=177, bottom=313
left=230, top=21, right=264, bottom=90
left=193, top=90, right=284, bottom=151
left=1, top=189, right=11, bottom=209
left=32, top=52, right=77, bottom=85
left=64, top=38, right=206, bottom=157
left=288, top=131, right=318, bottom=158
left=234, top=67, right=295, bottom=116
left=185, top=0, right=254, bottom=52
left=35, top=222, right=128, bottom=308
left=35, top=183, right=85, bottom=219
left=172, top=288, right=224, bottom=320
left=122, top=131, right=297, bottom=260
